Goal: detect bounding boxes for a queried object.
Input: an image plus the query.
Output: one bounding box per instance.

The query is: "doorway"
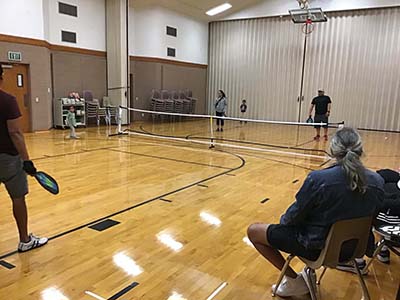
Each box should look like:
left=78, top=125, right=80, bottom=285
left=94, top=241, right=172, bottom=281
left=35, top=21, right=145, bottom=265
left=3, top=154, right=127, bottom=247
left=1, top=63, right=31, bottom=132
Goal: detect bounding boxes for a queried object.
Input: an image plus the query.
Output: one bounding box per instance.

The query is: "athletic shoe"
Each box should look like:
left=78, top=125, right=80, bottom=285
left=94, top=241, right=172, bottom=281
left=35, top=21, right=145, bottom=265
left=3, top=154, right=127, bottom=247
left=216, top=128, right=220, bottom=132
left=221, top=128, right=224, bottom=132
left=300, top=267, right=317, bottom=295
left=336, top=259, right=368, bottom=275
left=377, top=249, right=390, bottom=264
left=323, top=135, right=328, bottom=141
left=314, top=135, right=320, bottom=141
left=271, top=275, right=310, bottom=297
left=18, top=233, right=48, bottom=252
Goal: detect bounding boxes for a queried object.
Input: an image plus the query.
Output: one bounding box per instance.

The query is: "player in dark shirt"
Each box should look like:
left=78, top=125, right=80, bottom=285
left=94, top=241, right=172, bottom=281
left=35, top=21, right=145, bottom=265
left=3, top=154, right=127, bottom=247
left=240, top=99, right=247, bottom=124
left=309, top=90, right=332, bottom=141
left=0, top=65, right=48, bottom=252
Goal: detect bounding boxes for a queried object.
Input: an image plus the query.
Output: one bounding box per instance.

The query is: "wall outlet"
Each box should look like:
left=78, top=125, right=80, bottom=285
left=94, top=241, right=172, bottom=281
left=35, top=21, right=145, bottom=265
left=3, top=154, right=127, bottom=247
left=48, top=88, right=51, bottom=93
left=136, top=97, right=139, bottom=101
left=141, top=113, right=144, bottom=117
left=35, top=97, right=39, bottom=103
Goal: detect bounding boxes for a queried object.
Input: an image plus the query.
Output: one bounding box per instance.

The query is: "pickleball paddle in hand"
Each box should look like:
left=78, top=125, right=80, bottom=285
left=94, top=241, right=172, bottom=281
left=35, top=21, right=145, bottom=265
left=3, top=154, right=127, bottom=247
left=23, top=160, right=59, bottom=195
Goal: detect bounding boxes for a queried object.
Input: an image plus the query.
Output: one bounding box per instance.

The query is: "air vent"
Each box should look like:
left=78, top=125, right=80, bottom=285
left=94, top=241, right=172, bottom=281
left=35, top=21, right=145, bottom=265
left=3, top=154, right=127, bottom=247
left=167, top=48, right=176, bottom=57
left=61, top=30, right=77, bottom=43
left=59, top=2, right=78, bottom=17
left=166, top=26, right=177, bottom=37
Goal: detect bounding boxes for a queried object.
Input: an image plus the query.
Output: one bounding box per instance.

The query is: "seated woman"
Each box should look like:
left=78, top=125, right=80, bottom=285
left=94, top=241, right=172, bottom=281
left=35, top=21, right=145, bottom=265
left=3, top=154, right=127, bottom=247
left=375, top=168, right=400, bottom=263
left=247, top=127, right=384, bottom=297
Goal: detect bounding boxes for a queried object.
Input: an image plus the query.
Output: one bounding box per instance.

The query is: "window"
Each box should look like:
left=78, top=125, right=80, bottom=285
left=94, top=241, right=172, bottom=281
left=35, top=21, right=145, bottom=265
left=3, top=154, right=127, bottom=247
left=59, top=2, right=78, bottom=17
left=166, top=26, right=177, bottom=37
left=167, top=48, right=176, bottom=57
left=61, top=31, right=77, bottom=43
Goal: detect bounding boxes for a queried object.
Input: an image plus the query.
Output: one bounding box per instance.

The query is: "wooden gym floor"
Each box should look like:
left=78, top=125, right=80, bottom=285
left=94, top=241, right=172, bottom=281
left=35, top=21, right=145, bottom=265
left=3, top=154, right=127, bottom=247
left=0, top=120, right=399, bottom=300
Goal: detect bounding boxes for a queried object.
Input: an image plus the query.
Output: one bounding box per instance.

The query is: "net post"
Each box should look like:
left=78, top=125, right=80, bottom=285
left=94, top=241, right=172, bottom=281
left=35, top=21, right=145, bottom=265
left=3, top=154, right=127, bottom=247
left=209, top=116, right=215, bottom=149
left=117, top=106, right=123, bottom=134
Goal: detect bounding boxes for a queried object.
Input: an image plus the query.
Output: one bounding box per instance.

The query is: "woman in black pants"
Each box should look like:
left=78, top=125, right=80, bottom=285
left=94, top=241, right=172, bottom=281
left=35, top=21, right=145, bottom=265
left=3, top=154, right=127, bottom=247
left=214, top=90, right=227, bottom=132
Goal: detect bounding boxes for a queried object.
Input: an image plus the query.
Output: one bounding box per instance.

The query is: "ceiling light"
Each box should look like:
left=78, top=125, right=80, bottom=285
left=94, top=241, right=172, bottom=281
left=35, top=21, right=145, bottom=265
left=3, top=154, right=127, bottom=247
left=206, top=3, right=232, bottom=16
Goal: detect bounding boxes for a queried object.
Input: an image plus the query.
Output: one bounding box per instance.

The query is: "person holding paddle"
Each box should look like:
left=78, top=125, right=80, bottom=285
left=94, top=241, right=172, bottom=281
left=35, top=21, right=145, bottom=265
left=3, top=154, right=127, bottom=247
left=0, top=65, right=48, bottom=252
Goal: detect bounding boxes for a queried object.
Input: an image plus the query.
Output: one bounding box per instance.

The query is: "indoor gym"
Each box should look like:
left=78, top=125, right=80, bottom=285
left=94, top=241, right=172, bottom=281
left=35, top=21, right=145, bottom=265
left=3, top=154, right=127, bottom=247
left=0, top=1, right=400, bottom=300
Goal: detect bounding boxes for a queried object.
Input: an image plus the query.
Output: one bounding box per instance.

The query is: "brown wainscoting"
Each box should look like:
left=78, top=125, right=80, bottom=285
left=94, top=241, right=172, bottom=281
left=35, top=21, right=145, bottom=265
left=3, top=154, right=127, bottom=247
left=0, top=33, right=106, bottom=57
left=49, top=44, right=106, bottom=57
left=130, top=56, right=208, bottom=69
left=0, top=33, right=49, bottom=48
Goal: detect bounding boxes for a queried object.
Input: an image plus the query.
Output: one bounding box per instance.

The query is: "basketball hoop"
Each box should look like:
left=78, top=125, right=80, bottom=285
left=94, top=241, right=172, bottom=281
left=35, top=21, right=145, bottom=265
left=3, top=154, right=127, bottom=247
left=302, top=18, right=314, bottom=35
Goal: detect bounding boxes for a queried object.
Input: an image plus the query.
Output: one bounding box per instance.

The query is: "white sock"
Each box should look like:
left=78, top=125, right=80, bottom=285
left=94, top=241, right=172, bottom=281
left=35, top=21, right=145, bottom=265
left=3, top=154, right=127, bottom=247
left=381, top=245, right=388, bottom=251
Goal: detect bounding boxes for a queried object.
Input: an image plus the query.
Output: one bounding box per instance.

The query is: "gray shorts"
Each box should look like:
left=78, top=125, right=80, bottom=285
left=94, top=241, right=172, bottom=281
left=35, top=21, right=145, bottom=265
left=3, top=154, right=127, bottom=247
left=0, top=153, right=28, bottom=199
left=314, top=114, right=329, bottom=128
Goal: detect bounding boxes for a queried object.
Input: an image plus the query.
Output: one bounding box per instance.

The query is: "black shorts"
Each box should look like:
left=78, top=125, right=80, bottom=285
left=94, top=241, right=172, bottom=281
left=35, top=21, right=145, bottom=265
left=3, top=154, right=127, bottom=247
left=267, top=224, right=321, bottom=261
left=314, top=114, right=329, bottom=128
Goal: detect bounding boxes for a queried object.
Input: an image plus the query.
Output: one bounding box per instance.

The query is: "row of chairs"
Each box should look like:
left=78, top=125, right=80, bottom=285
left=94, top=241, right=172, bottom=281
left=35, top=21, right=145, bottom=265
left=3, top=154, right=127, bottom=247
left=150, top=89, right=197, bottom=114
left=84, top=92, right=118, bottom=126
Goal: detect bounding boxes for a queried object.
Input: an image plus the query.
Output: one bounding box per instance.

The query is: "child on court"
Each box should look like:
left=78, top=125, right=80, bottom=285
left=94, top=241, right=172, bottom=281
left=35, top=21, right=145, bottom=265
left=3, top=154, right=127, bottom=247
left=66, top=106, right=78, bottom=139
left=240, top=99, right=247, bottom=124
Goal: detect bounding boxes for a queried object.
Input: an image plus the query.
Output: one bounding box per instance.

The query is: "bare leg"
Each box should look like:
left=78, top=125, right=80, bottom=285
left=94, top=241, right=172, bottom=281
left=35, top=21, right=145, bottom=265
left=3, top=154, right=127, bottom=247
left=315, top=128, right=321, bottom=137
left=323, top=127, right=328, bottom=137
left=247, top=224, right=298, bottom=279
left=12, top=197, right=30, bottom=243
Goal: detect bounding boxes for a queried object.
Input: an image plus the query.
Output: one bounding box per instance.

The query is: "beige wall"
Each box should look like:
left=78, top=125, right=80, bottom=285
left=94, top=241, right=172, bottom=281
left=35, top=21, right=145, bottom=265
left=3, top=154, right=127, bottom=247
left=0, top=41, right=52, bottom=131
left=52, top=51, right=107, bottom=100
left=130, top=59, right=207, bottom=121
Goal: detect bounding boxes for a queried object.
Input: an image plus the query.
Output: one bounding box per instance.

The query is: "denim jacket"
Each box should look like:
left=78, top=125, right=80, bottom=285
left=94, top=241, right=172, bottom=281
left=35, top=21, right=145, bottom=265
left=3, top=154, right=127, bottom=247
left=280, top=165, right=384, bottom=249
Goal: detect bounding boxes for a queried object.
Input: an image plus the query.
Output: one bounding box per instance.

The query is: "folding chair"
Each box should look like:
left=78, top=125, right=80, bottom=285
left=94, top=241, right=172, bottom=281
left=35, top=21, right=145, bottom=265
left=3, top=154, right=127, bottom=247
left=273, top=217, right=373, bottom=300
left=366, top=224, right=400, bottom=270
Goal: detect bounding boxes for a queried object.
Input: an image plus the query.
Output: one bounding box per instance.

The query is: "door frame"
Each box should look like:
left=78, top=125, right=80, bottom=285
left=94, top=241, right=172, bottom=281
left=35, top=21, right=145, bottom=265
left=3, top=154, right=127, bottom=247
left=0, top=61, right=32, bottom=132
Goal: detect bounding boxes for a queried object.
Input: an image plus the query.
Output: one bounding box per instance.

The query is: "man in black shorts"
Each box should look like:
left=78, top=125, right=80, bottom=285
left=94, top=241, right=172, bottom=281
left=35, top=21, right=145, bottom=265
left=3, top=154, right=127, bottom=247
left=309, top=89, right=331, bottom=141
left=0, top=65, right=48, bottom=252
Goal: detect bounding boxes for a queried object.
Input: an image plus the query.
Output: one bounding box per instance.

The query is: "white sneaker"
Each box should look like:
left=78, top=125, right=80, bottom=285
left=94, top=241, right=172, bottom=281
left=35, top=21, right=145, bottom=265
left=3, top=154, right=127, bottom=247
left=18, top=233, right=48, bottom=252
left=271, top=274, right=310, bottom=297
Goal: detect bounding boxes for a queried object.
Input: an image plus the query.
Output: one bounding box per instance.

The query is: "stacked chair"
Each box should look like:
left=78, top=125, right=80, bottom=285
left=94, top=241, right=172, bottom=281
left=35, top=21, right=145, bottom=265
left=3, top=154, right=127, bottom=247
left=149, top=89, right=197, bottom=114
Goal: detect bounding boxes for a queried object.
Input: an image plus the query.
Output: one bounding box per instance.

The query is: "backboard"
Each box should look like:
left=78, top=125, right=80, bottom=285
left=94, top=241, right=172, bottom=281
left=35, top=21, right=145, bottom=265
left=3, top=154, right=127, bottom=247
left=289, top=8, right=327, bottom=24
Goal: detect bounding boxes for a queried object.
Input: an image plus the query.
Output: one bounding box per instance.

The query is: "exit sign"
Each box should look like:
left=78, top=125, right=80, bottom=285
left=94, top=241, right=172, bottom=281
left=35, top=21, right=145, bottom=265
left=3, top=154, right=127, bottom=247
left=8, top=51, right=22, bottom=62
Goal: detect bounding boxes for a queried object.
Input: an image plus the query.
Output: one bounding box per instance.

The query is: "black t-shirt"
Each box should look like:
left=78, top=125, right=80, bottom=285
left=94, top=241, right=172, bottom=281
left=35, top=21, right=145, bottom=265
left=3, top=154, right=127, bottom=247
left=312, top=95, right=331, bottom=115
left=240, top=104, right=247, bottom=113
left=0, top=90, right=21, bottom=155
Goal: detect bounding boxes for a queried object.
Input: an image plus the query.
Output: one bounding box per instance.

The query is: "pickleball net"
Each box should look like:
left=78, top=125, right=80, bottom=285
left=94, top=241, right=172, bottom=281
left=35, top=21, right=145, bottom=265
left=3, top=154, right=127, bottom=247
left=115, top=106, right=345, bottom=163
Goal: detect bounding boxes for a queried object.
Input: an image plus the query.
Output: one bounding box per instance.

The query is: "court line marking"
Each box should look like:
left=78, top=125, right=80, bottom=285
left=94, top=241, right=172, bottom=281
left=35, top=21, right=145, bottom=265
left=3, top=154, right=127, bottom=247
left=108, top=282, right=139, bottom=300
left=159, top=198, right=173, bottom=203
left=85, top=291, right=107, bottom=300
left=0, top=260, right=15, bottom=269
left=138, top=125, right=328, bottom=155
left=0, top=150, right=245, bottom=260
left=197, top=184, right=209, bottom=188
left=124, top=130, right=328, bottom=160
left=108, top=148, right=231, bottom=170
left=206, top=282, right=228, bottom=300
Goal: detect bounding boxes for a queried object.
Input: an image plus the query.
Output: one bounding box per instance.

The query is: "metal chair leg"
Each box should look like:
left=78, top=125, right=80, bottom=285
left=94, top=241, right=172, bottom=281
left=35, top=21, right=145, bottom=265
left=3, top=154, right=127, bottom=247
left=354, top=259, right=371, bottom=300
left=306, top=268, right=318, bottom=300
left=272, top=254, right=295, bottom=297
left=317, top=267, right=327, bottom=285
left=366, top=239, right=385, bottom=270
